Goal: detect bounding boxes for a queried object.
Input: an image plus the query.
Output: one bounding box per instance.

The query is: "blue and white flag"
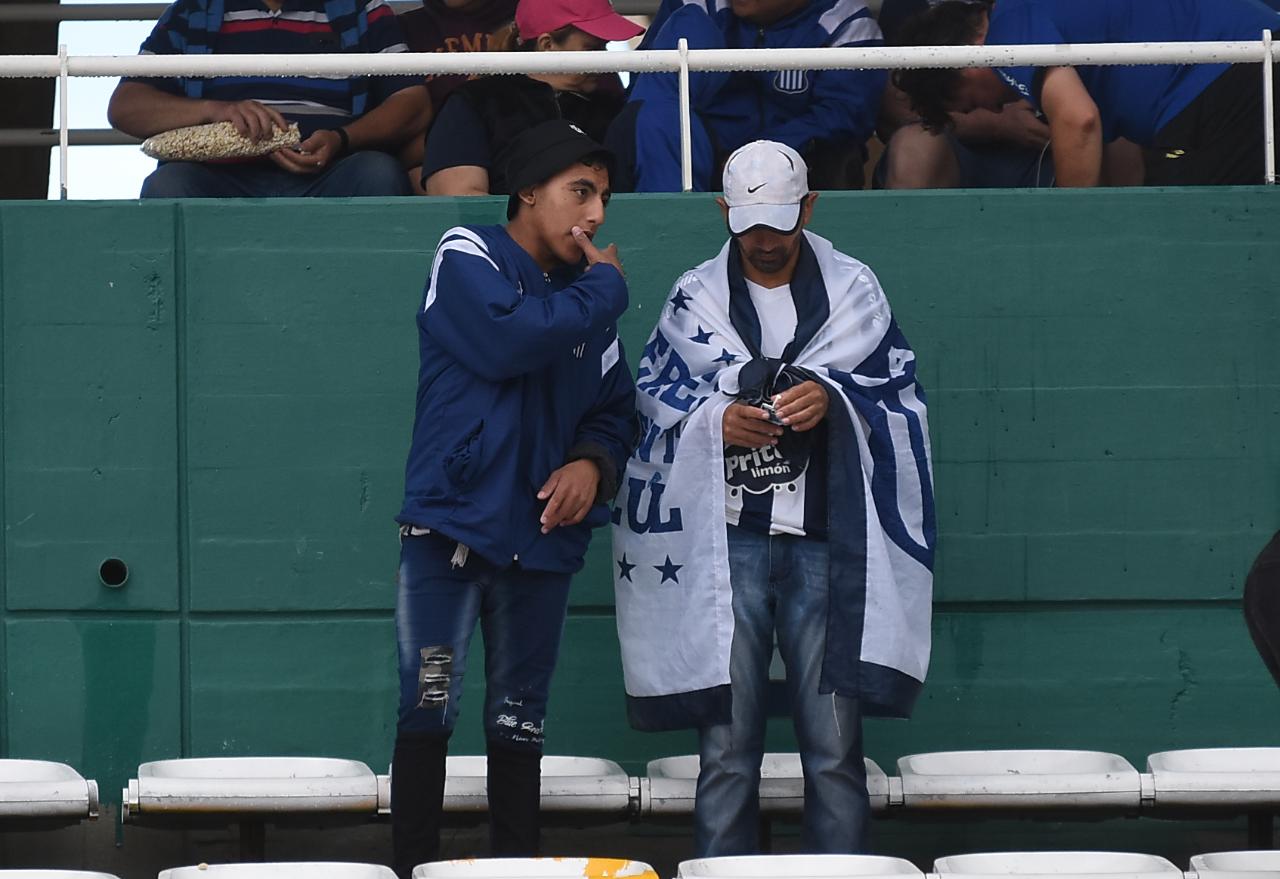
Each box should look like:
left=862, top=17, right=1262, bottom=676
left=613, top=231, right=935, bottom=730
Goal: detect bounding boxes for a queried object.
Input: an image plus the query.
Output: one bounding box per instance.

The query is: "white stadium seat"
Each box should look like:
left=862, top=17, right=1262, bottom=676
left=439, top=756, right=633, bottom=814
left=123, top=757, right=379, bottom=819
left=644, top=753, right=891, bottom=815
left=932, top=851, right=1183, bottom=879
left=0, top=760, right=99, bottom=821
left=1146, top=749, right=1280, bottom=807
left=159, top=864, right=395, bottom=879
left=413, top=858, right=658, bottom=878
left=677, top=854, right=924, bottom=877
left=1189, top=850, right=1280, bottom=878
left=897, top=751, right=1142, bottom=810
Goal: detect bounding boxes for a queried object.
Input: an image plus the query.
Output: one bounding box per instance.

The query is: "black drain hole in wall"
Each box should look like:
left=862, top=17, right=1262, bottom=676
left=99, top=558, right=129, bottom=588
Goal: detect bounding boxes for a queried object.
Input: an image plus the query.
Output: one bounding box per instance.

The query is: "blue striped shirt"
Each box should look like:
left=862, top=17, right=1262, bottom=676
left=130, top=0, right=420, bottom=136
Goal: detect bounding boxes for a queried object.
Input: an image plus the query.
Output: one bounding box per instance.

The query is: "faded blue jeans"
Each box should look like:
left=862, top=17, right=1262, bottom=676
left=395, top=529, right=572, bottom=749
left=695, top=524, right=869, bottom=856
left=140, top=150, right=410, bottom=198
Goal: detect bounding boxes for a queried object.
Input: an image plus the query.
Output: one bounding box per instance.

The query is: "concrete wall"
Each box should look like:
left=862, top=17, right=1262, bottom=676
left=1, top=189, right=1278, bottom=870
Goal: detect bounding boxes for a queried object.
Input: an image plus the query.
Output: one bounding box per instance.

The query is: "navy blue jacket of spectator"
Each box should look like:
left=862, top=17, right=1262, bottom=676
left=988, top=0, right=1280, bottom=145
left=605, top=6, right=730, bottom=193
left=398, top=224, right=637, bottom=574
left=639, top=0, right=886, bottom=159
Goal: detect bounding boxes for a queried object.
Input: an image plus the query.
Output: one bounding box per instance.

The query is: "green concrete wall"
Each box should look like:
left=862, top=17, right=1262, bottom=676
left=1, top=190, right=1278, bottom=808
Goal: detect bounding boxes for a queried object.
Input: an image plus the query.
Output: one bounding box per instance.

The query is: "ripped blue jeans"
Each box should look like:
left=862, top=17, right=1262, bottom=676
left=395, top=530, right=572, bottom=749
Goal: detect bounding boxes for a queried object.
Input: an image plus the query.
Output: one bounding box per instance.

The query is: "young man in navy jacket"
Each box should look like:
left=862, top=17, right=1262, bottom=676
left=391, top=120, right=636, bottom=877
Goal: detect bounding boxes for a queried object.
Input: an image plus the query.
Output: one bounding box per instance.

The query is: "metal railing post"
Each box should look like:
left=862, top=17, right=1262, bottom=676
left=678, top=38, right=693, bottom=193
left=1264, top=30, right=1275, bottom=184
left=58, top=43, right=69, bottom=200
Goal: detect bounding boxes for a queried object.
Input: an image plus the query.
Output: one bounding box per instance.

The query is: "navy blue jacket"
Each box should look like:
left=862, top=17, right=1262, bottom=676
left=639, top=0, right=886, bottom=156
left=398, top=224, right=637, bottom=573
left=987, top=0, right=1280, bottom=145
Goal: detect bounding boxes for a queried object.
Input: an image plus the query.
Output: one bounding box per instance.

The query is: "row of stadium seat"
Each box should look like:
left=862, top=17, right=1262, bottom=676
left=5, top=850, right=1280, bottom=879
left=116, top=747, right=1279, bottom=858
left=3, top=747, right=1277, bottom=825
left=125, top=747, right=1280, bottom=817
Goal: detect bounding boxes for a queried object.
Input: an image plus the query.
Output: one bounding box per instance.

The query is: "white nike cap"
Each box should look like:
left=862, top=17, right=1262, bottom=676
left=722, top=140, right=810, bottom=235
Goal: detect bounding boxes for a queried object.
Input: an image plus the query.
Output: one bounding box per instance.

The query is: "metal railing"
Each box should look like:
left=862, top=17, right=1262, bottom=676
left=0, top=129, right=136, bottom=148
left=1, top=38, right=1276, bottom=197
left=0, top=0, right=660, bottom=20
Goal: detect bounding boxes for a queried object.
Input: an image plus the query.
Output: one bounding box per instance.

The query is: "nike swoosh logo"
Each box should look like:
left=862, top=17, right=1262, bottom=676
left=747, top=183, right=766, bottom=193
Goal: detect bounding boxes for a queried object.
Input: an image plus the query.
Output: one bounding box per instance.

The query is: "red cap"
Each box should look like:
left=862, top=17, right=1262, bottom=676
left=516, top=0, right=644, bottom=42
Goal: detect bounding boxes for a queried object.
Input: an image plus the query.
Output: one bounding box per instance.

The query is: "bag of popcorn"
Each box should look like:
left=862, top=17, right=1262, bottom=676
left=141, top=121, right=301, bottom=162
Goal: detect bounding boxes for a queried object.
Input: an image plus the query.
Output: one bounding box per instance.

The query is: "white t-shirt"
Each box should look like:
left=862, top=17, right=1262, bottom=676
left=747, top=280, right=797, bottom=359
left=724, top=281, right=816, bottom=537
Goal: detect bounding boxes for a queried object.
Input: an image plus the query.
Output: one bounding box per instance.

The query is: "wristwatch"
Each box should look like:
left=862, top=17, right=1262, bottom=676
left=330, top=126, right=350, bottom=156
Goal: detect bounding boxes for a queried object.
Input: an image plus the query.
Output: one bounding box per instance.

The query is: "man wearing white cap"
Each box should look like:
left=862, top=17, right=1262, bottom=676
left=614, top=140, right=935, bottom=855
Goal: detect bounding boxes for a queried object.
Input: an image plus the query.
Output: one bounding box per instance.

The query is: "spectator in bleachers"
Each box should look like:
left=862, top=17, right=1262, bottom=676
left=109, top=0, right=430, bottom=198
left=631, top=0, right=885, bottom=189
left=875, top=0, right=1056, bottom=189
left=614, top=141, right=934, bottom=858
left=893, top=0, right=1280, bottom=187
left=397, top=0, right=519, bottom=190
left=392, top=121, right=635, bottom=877
left=603, top=5, right=728, bottom=192
left=1246, top=531, right=1280, bottom=690
left=400, top=0, right=518, bottom=113
left=419, top=0, right=642, bottom=195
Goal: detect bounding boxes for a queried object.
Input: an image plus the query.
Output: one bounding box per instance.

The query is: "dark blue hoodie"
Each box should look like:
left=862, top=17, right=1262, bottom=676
left=398, top=224, right=637, bottom=573
left=638, top=0, right=886, bottom=157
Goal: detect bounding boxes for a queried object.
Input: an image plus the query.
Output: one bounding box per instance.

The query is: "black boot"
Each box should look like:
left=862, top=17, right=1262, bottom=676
left=391, top=730, right=450, bottom=879
left=486, top=738, right=542, bottom=857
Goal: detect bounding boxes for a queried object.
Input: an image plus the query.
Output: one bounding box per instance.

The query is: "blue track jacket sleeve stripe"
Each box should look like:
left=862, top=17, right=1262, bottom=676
left=423, top=241, right=629, bottom=383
